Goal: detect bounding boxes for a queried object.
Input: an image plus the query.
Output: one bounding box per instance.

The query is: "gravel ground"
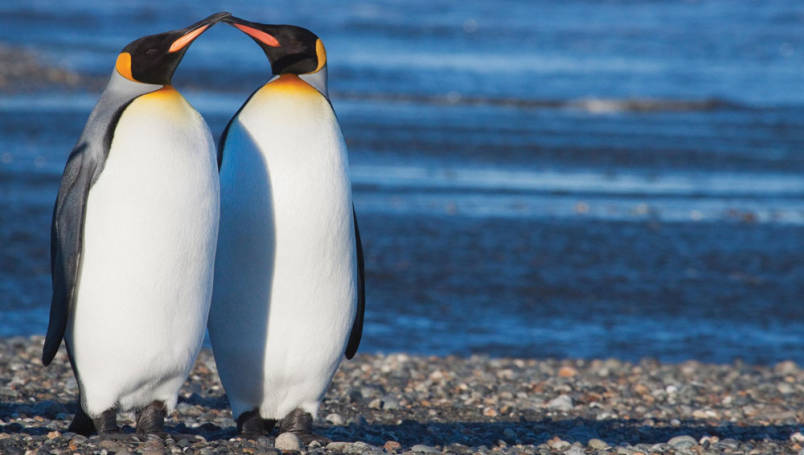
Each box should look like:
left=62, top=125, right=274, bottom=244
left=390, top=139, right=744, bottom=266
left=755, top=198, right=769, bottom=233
left=0, top=336, right=802, bottom=454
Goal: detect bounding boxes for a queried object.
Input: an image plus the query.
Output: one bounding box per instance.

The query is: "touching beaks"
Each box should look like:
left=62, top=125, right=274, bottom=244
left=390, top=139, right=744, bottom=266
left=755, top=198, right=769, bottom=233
left=169, top=12, right=232, bottom=53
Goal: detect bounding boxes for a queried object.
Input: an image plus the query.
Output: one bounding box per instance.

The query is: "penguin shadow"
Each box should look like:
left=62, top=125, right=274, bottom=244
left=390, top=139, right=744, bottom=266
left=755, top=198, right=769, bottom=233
left=211, top=122, right=275, bottom=427
left=319, top=418, right=801, bottom=449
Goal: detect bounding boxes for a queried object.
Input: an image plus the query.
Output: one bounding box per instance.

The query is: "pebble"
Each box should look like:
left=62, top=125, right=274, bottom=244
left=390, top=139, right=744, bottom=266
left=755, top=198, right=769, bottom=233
left=565, top=446, right=584, bottom=455
left=588, top=438, right=609, bottom=449
left=274, top=432, right=301, bottom=451
left=547, top=394, right=574, bottom=411
left=384, top=440, right=402, bottom=452
left=667, top=435, right=698, bottom=449
left=326, top=441, right=351, bottom=451
left=326, top=412, right=345, bottom=425
left=548, top=437, right=571, bottom=450
left=410, top=444, right=440, bottom=453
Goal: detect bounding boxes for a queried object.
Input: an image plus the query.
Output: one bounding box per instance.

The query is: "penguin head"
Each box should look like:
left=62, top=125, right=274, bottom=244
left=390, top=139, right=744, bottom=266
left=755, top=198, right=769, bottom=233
left=223, top=16, right=327, bottom=77
left=115, top=12, right=231, bottom=85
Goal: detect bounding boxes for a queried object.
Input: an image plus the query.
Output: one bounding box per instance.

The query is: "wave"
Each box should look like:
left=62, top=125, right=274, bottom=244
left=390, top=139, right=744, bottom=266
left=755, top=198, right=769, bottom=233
left=334, top=92, right=749, bottom=113
left=350, top=165, right=804, bottom=198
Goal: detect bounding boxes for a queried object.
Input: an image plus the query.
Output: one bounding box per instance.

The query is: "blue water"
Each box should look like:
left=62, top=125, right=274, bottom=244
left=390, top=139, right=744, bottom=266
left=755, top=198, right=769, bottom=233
left=1, top=0, right=802, bottom=364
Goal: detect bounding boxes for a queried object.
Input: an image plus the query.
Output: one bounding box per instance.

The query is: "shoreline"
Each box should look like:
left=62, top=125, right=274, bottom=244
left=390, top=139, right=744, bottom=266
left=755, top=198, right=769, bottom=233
left=0, top=336, right=801, bottom=454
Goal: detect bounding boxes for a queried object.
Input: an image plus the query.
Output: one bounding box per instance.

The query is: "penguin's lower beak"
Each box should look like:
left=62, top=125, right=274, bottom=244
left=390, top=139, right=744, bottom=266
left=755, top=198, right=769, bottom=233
left=169, top=11, right=232, bottom=53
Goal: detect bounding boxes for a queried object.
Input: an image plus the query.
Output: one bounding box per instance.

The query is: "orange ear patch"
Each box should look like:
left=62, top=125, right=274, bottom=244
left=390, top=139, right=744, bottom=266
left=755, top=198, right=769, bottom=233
left=234, top=23, right=280, bottom=47
left=115, top=52, right=135, bottom=81
left=314, top=39, right=327, bottom=72
left=169, top=24, right=210, bottom=53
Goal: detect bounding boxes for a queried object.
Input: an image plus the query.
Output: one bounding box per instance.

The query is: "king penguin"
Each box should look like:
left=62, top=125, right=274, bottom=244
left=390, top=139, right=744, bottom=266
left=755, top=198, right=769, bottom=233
left=208, top=16, right=365, bottom=441
left=42, top=12, right=229, bottom=436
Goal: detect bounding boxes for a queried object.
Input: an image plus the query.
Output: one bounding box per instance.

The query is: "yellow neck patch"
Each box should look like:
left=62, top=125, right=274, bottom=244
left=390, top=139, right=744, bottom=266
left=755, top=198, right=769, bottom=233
left=314, top=39, right=327, bottom=73
left=115, top=52, right=135, bottom=81
left=134, top=85, right=189, bottom=116
left=140, top=85, right=181, bottom=100
left=259, top=74, right=320, bottom=98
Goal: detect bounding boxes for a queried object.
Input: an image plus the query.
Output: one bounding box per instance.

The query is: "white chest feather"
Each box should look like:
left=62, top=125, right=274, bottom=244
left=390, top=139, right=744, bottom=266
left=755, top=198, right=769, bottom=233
left=210, top=76, right=357, bottom=420
left=68, top=87, right=220, bottom=415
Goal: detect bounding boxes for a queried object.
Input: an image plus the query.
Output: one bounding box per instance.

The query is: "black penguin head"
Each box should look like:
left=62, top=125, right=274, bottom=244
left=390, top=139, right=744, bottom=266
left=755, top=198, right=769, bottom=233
left=115, top=12, right=231, bottom=85
left=223, top=16, right=327, bottom=75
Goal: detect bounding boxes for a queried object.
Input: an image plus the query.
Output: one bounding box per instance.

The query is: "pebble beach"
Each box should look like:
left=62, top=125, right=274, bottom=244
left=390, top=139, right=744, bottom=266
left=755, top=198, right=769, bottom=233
left=1, top=337, right=802, bottom=454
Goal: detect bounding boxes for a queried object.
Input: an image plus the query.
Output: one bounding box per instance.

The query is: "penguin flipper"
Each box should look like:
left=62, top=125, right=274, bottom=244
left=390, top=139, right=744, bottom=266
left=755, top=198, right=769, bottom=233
left=345, top=207, right=365, bottom=359
left=217, top=85, right=262, bottom=170
left=43, top=143, right=96, bottom=365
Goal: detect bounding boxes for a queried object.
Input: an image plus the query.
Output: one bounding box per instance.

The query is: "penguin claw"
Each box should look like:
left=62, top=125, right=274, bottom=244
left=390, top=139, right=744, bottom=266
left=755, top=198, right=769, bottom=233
left=236, top=408, right=277, bottom=439
left=93, top=408, right=119, bottom=435
left=278, top=408, right=330, bottom=445
left=135, top=401, right=166, bottom=436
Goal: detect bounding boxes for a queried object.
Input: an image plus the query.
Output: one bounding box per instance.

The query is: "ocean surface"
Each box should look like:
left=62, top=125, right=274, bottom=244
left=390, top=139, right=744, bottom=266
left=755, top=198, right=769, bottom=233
left=0, top=0, right=802, bottom=364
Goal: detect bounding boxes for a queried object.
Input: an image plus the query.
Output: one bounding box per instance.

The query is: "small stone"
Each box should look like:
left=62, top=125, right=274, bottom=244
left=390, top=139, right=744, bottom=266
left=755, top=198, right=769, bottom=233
left=410, top=444, right=440, bottom=453
left=483, top=407, right=498, bottom=417
left=326, top=413, right=344, bottom=425
left=381, top=395, right=400, bottom=410
left=547, top=437, right=570, bottom=450
left=588, top=438, right=609, bottom=449
left=668, top=435, right=698, bottom=449
left=346, top=442, right=379, bottom=454
left=558, top=366, right=578, bottom=377
left=778, top=383, right=795, bottom=394
left=565, top=446, right=584, bottom=455
left=46, top=431, right=60, bottom=439
left=774, top=360, right=798, bottom=375
left=327, top=441, right=351, bottom=451
left=547, top=395, right=573, bottom=412
left=384, top=440, right=401, bottom=452
left=715, top=439, right=741, bottom=450
left=275, top=432, right=301, bottom=451
left=503, top=428, right=515, bottom=439
left=792, top=432, right=804, bottom=443
left=368, top=398, right=383, bottom=409
left=99, top=439, right=122, bottom=451
left=699, top=435, right=719, bottom=446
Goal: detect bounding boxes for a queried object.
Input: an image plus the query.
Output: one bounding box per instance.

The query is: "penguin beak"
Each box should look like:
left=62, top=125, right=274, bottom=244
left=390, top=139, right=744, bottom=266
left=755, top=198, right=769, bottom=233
left=168, top=11, right=232, bottom=53
left=223, top=15, right=280, bottom=47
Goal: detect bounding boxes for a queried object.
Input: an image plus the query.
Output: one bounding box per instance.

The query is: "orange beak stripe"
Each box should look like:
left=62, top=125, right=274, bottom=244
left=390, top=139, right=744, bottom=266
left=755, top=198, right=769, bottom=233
left=168, top=24, right=210, bottom=53
left=234, top=23, right=280, bottom=47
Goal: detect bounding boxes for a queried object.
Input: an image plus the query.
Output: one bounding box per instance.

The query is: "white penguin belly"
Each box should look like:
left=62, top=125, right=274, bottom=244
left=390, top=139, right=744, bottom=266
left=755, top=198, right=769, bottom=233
left=210, top=77, right=356, bottom=420
left=67, top=87, right=220, bottom=416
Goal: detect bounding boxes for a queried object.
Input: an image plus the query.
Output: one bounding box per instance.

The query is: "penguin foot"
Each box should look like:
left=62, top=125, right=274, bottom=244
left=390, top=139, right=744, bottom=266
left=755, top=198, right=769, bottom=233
left=236, top=408, right=276, bottom=439
left=135, top=400, right=166, bottom=436
left=67, top=405, right=95, bottom=436
left=278, top=408, right=330, bottom=445
left=92, top=408, right=120, bottom=435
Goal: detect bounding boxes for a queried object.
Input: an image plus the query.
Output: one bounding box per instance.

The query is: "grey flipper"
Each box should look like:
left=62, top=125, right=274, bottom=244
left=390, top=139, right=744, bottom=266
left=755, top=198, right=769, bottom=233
left=345, top=208, right=364, bottom=359
left=42, top=72, right=161, bottom=365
